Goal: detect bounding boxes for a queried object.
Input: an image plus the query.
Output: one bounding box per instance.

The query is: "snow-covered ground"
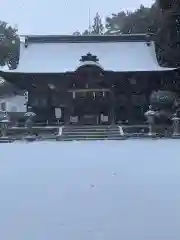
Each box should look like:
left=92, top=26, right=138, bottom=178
left=0, top=140, right=179, bottom=240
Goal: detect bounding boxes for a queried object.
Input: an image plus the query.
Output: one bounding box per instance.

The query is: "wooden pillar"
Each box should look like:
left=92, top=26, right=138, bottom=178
left=110, top=91, right=116, bottom=125
left=64, top=107, right=69, bottom=125
left=64, top=104, right=74, bottom=125
left=64, top=92, right=72, bottom=125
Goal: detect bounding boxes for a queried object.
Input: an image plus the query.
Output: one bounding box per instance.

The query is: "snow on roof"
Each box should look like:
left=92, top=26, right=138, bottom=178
left=1, top=35, right=175, bottom=73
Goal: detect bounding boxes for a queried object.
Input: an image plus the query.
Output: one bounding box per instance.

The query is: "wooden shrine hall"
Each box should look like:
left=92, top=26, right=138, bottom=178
left=0, top=34, right=178, bottom=126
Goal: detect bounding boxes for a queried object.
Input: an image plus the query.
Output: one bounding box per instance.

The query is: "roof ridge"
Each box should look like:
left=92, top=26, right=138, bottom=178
left=22, top=34, right=155, bottom=44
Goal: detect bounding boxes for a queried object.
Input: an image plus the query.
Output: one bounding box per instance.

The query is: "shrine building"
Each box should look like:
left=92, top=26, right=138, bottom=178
left=0, top=34, right=178, bottom=125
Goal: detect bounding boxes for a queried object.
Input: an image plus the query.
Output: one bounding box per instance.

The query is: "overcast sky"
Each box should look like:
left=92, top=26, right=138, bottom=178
left=1, top=0, right=155, bottom=35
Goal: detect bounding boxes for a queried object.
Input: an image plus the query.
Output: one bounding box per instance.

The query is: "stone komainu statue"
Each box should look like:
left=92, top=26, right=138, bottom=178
left=150, top=90, right=177, bottom=125
left=150, top=90, right=177, bottom=109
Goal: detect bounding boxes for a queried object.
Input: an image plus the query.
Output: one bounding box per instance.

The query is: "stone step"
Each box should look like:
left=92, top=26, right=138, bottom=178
left=61, top=134, right=121, bottom=138
left=63, top=130, right=119, bottom=133
left=63, top=128, right=117, bottom=132
left=60, top=136, right=124, bottom=141
left=65, top=124, right=112, bottom=127
left=60, top=138, right=125, bottom=141
left=60, top=125, right=121, bottom=141
left=63, top=126, right=119, bottom=130
left=63, top=125, right=117, bottom=129
left=63, top=131, right=119, bottom=135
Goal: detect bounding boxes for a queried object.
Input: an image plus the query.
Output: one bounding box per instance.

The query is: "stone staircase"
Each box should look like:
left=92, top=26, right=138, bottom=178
left=60, top=125, right=123, bottom=141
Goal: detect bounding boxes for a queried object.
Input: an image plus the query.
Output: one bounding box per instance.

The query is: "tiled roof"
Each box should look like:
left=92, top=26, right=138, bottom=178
left=1, top=34, right=174, bottom=73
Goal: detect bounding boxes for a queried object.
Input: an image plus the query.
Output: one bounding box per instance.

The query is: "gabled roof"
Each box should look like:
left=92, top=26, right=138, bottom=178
left=1, top=34, right=175, bottom=73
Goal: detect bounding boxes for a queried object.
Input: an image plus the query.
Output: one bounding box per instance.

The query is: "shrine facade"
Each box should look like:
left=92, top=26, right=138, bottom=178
left=0, top=34, right=178, bottom=125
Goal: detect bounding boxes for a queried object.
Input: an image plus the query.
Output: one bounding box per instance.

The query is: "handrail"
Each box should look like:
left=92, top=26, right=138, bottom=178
left=118, top=125, right=124, bottom=136
left=57, top=126, right=64, bottom=136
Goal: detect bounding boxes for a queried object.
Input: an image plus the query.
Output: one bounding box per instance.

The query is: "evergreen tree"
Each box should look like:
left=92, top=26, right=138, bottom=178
left=105, top=11, right=126, bottom=34
left=91, top=13, right=104, bottom=35
left=82, top=29, right=89, bottom=35
left=0, top=21, right=19, bottom=69
left=156, top=0, right=180, bottom=66
left=73, top=31, right=81, bottom=36
left=105, top=5, right=159, bottom=34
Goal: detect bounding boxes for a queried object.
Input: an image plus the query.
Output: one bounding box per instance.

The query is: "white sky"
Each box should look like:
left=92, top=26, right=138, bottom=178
left=1, top=0, right=155, bottom=35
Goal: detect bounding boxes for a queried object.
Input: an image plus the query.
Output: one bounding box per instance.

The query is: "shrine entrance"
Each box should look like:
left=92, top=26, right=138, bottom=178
left=68, top=89, right=114, bottom=125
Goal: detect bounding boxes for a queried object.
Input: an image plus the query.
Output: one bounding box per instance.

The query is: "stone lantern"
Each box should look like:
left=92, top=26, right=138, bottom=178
left=24, top=109, right=36, bottom=136
left=171, top=113, right=180, bottom=136
left=0, top=111, right=10, bottom=137
left=144, top=109, right=156, bottom=136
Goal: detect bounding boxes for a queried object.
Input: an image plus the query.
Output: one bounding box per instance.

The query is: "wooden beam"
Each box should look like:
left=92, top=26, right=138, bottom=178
left=68, top=88, right=111, bottom=93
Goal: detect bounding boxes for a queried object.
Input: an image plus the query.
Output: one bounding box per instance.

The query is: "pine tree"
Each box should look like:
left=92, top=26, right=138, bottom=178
left=82, top=30, right=89, bottom=35
left=0, top=21, right=19, bottom=68
left=156, top=1, right=180, bottom=66
left=91, top=13, right=104, bottom=35
left=73, top=31, right=81, bottom=36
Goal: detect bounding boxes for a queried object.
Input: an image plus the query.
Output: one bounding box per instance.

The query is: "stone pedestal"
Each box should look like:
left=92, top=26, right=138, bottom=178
left=25, top=117, right=34, bottom=135
left=0, top=114, right=10, bottom=137
left=24, top=134, right=36, bottom=142
left=171, top=116, right=180, bottom=136
left=24, top=111, right=36, bottom=135
left=144, top=110, right=156, bottom=136
left=0, top=122, right=8, bottom=137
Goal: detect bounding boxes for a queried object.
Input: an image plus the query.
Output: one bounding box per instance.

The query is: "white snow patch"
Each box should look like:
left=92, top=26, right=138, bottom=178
left=4, top=41, right=173, bottom=73
left=0, top=140, right=179, bottom=240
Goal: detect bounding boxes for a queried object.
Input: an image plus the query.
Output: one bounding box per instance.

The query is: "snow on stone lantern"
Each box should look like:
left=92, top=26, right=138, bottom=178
left=171, top=113, right=180, bottom=136
left=24, top=107, right=36, bottom=136
left=144, top=108, right=156, bottom=136
left=0, top=111, right=10, bottom=137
